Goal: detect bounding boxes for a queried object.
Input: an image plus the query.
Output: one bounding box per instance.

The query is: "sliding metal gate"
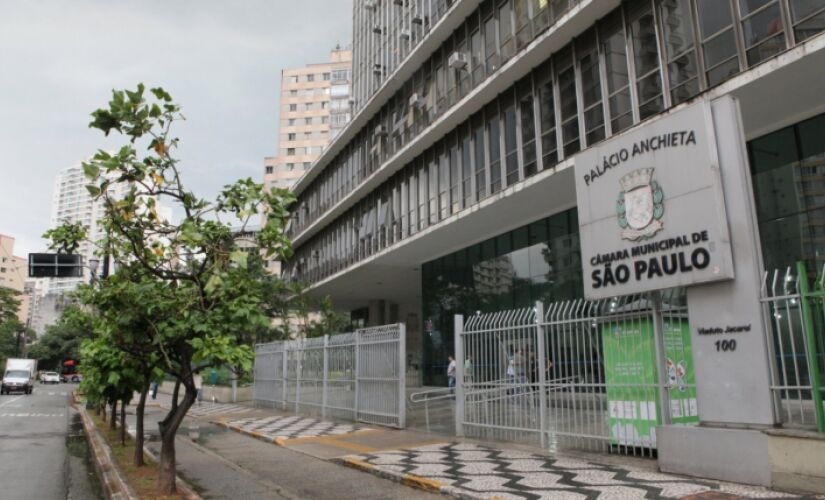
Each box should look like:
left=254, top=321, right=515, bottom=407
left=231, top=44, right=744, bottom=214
left=455, top=289, right=695, bottom=457
left=254, top=323, right=406, bottom=428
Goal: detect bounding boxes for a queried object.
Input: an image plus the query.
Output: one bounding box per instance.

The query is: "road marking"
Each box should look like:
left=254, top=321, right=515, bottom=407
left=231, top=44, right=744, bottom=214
left=0, top=413, right=65, bottom=417
left=0, top=396, right=22, bottom=408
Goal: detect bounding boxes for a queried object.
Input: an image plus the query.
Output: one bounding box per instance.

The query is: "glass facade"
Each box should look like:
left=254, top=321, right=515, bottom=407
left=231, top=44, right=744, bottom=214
left=421, top=208, right=581, bottom=385
left=749, top=112, right=825, bottom=274
left=288, top=0, right=825, bottom=285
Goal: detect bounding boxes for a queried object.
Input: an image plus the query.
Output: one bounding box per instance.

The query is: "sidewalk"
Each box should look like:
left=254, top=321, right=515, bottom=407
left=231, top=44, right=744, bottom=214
left=138, top=397, right=817, bottom=500
left=127, top=401, right=438, bottom=499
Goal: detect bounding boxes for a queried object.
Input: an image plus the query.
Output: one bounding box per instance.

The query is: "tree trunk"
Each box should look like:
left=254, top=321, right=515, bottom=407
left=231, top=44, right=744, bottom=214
left=120, top=400, right=126, bottom=446
left=134, top=376, right=150, bottom=466
left=110, top=400, right=117, bottom=431
left=157, top=381, right=195, bottom=494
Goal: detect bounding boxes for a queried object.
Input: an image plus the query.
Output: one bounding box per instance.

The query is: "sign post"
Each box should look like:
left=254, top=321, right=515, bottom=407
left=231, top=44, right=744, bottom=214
left=574, top=96, right=777, bottom=485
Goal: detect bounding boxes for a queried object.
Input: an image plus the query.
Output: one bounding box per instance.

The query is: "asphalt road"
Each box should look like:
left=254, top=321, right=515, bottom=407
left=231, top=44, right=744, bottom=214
left=0, top=384, right=102, bottom=500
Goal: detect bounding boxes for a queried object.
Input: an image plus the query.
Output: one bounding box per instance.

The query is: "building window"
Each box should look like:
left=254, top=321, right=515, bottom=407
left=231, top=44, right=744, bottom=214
left=265, top=166, right=273, bottom=174
left=696, top=0, right=740, bottom=87
left=473, top=115, right=487, bottom=200
left=502, top=92, right=519, bottom=186
left=536, top=61, right=558, bottom=169
left=556, top=48, right=580, bottom=157
left=289, top=104, right=297, bottom=111
left=287, top=163, right=295, bottom=170
left=487, top=105, right=502, bottom=194
left=305, top=117, right=313, bottom=125
left=458, top=129, right=473, bottom=210
left=577, top=31, right=605, bottom=146
left=749, top=112, right=825, bottom=271
left=306, top=74, right=315, bottom=82
left=660, top=0, right=700, bottom=105
left=518, top=77, right=537, bottom=178
left=288, top=118, right=296, bottom=125
left=601, top=11, right=633, bottom=133
left=287, top=148, right=296, bottom=155
left=288, top=75, right=298, bottom=84
left=790, top=0, right=825, bottom=42
left=484, top=13, right=499, bottom=74
left=290, top=89, right=298, bottom=96
left=739, top=0, right=786, bottom=65
left=629, top=0, right=664, bottom=119
left=323, top=72, right=331, bottom=80
left=498, top=0, right=515, bottom=62
left=288, top=133, right=296, bottom=140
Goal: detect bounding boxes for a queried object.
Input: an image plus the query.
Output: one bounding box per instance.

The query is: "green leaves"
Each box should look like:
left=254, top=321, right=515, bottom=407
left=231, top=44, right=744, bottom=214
left=43, top=221, right=88, bottom=254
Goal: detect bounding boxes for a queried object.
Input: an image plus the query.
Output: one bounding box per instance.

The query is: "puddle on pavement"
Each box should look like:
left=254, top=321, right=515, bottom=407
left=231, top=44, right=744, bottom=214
left=67, top=412, right=104, bottom=499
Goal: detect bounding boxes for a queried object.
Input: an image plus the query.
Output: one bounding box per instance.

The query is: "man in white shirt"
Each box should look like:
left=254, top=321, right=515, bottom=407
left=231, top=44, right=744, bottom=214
left=447, top=356, right=456, bottom=393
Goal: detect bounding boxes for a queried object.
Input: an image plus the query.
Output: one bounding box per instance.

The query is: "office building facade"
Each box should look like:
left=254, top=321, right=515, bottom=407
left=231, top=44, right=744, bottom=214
left=286, top=0, right=825, bottom=386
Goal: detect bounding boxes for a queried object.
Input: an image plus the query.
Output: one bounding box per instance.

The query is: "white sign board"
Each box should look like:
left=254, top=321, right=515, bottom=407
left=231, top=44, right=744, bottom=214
left=574, top=100, right=734, bottom=299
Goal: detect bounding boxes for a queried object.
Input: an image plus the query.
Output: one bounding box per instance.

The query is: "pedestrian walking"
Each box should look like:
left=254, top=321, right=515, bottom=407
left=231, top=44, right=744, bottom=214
left=193, top=373, right=203, bottom=406
left=150, top=380, right=159, bottom=400
left=447, top=355, right=456, bottom=393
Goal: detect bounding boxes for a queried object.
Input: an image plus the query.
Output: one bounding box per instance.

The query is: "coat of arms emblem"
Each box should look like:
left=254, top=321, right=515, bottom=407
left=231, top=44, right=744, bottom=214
left=616, top=167, right=664, bottom=241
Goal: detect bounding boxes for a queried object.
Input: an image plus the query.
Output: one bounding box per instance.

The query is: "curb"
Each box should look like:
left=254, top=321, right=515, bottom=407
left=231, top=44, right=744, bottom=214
left=74, top=400, right=139, bottom=500
left=336, top=456, right=494, bottom=499
left=74, top=391, right=201, bottom=500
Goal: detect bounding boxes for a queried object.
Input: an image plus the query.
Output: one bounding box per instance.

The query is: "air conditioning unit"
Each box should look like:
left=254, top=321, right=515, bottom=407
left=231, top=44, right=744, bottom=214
left=399, top=29, right=410, bottom=40
left=411, top=15, right=423, bottom=25
left=364, top=0, right=377, bottom=10
left=392, top=0, right=404, bottom=5
left=372, top=25, right=383, bottom=34
left=448, top=51, right=468, bottom=70
left=408, top=92, right=425, bottom=108
left=372, top=63, right=383, bottom=76
left=374, top=124, right=388, bottom=137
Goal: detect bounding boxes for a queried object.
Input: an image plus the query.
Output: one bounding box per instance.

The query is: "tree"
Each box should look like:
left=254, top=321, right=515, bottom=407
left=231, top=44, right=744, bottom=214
left=27, top=305, right=94, bottom=370
left=77, top=266, right=164, bottom=464
left=75, top=83, right=294, bottom=493
left=42, top=221, right=87, bottom=254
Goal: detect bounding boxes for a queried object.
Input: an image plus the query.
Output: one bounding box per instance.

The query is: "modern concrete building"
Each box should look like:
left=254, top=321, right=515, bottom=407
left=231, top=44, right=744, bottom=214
left=282, top=0, right=825, bottom=487
left=0, top=234, right=31, bottom=324
left=287, top=0, right=825, bottom=376
left=263, top=47, right=354, bottom=194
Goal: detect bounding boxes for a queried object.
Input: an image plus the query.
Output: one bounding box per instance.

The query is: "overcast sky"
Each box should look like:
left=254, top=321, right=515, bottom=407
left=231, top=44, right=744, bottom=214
left=0, top=0, right=353, bottom=257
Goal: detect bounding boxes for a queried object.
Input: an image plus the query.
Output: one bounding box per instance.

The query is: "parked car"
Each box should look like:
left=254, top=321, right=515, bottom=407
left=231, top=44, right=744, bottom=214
left=41, top=372, right=61, bottom=384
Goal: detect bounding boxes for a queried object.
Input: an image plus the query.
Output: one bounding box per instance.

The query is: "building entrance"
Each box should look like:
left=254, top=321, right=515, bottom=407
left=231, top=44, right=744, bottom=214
left=455, top=288, right=697, bottom=457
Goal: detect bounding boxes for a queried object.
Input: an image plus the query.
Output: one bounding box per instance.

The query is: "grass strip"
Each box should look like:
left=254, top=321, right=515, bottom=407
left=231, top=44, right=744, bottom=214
left=89, top=412, right=185, bottom=499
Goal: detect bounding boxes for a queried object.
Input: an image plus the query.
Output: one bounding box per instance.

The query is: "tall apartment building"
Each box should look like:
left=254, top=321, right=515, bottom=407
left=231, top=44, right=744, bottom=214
left=0, top=234, right=30, bottom=324
left=48, top=163, right=172, bottom=294
left=48, top=164, right=126, bottom=293
left=263, top=48, right=353, bottom=193
left=283, top=0, right=825, bottom=486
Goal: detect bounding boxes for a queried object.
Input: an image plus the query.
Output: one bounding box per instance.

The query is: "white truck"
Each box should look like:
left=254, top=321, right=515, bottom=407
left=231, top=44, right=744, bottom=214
left=2, top=358, right=38, bottom=395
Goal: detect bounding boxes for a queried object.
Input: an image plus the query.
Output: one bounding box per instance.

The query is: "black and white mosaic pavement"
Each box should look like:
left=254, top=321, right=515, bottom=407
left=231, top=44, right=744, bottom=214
left=183, top=402, right=253, bottom=417
left=222, top=414, right=369, bottom=440
left=345, top=443, right=802, bottom=500
left=151, top=393, right=254, bottom=418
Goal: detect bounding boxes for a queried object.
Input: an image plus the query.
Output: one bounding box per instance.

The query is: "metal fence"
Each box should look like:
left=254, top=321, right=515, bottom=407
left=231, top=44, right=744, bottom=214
left=254, top=323, right=406, bottom=428
left=761, top=263, right=825, bottom=432
left=455, top=289, right=696, bottom=457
